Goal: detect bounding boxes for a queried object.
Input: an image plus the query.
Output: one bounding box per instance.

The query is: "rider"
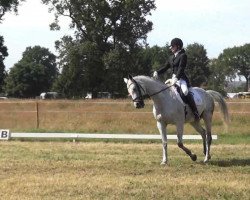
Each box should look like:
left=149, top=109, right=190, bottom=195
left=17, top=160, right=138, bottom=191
left=153, top=38, right=200, bottom=121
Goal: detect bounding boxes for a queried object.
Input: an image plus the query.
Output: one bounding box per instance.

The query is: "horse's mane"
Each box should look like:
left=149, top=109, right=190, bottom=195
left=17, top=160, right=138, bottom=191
left=133, top=75, right=166, bottom=87
left=133, top=75, right=175, bottom=97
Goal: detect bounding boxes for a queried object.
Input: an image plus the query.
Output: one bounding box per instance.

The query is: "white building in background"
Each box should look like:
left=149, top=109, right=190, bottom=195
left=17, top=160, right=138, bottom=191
left=40, top=92, right=60, bottom=99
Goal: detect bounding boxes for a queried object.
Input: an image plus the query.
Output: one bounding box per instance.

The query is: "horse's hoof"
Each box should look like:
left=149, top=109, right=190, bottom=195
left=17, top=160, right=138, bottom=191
left=204, top=155, right=211, bottom=163
left=191, top=154, right=197, bottom=161
left=160, top=161, right=168, bottom=165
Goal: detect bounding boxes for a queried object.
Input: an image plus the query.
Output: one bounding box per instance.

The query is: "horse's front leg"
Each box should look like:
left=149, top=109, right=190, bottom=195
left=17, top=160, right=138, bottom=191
left=176, top=122, right=197, bottom=162
left=157, top=121, right=168, bottom=165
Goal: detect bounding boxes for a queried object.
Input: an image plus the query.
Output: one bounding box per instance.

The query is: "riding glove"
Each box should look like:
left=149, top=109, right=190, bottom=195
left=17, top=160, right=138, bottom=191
left=171, top=74, right=178, bottom=84
left=153, top=71, right=158, bottom=79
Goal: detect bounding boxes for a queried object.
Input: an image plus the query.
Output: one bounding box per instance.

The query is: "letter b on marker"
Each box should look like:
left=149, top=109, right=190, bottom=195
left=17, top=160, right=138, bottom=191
left=0, top=129, right=10, bottom=140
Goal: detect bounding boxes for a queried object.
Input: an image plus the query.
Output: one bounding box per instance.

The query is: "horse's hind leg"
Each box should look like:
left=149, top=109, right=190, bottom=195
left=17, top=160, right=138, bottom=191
left=203, top=114, right=213, bottom=163
left=195, top=113, right=213, bottom=163
left=176, top=123, right=197, bottom=161
left=190, top=121, right=207, bottom=155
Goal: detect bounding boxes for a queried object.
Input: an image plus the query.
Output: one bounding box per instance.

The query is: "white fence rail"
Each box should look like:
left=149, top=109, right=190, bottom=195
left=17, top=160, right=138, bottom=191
left=1, top=130, right=217, bottom=141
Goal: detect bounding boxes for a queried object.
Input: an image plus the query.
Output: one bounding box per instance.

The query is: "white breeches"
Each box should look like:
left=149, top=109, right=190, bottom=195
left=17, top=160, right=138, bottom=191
left=176, top=79, right=188, bottom=96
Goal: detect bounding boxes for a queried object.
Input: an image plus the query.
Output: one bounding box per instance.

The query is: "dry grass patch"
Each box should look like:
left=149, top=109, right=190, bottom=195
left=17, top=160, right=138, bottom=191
left=0, top=141, right=249, bottom=199
left=0, top=99, right=249, bottom=136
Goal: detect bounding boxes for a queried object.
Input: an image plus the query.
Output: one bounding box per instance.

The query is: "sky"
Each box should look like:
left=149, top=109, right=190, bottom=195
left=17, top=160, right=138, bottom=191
left=1, top=0, right=250, bottom=71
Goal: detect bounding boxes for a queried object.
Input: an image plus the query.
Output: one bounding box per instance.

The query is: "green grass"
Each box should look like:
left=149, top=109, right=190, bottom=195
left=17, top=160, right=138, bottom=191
left=217, top=134, right=250, bottom=144
left=0, top=142, right=249, bottom=200
left=0, top=100, right=249, bottom=199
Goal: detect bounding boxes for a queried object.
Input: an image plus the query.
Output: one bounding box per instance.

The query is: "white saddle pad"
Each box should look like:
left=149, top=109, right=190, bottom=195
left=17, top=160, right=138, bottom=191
left=189, top=88, right=203, bottom=106
left=171, top=87, right=203, bottom=106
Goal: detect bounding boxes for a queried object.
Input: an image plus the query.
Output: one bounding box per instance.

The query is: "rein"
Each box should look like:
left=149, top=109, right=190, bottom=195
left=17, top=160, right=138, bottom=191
left=148, top=84, right=173, bottom=98
left=128, top=78, right=173, bottom=100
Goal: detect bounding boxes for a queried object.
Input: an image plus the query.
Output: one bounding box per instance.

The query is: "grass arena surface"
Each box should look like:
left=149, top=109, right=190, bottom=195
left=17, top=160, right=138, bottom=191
left=0, top=99, right=249, bottom=199
left=0, top=142, right=249, bottom=199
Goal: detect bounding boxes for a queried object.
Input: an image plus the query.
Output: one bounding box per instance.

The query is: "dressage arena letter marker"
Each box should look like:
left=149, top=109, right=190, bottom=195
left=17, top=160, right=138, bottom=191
left=0, top=129, right=11, bottom=140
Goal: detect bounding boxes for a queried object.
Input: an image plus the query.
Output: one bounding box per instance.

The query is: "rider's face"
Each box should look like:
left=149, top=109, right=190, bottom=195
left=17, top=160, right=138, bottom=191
left=170, top=45, right=178, bottom=53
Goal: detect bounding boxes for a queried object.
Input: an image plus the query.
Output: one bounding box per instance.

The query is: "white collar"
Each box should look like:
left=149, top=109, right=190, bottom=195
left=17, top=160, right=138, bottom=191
left=174, top=50, right=181, bottom=57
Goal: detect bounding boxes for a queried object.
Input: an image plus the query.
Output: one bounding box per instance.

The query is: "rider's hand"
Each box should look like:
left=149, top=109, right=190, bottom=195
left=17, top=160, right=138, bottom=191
left=165, top=79, right=171, bottom=84
left=153, top=71, right=158, bottom=79
left=172, top=77, right=178, bottom=84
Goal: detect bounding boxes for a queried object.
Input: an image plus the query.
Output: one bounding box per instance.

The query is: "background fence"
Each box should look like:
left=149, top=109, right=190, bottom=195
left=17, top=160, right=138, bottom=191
left=0, top=99, right=249, bottom=135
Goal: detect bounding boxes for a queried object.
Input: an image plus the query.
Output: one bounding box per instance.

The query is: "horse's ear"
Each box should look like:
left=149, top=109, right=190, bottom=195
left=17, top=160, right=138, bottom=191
left=128, top=74, right=133, bottom=80
left=123, top=78, right=128, bottom=84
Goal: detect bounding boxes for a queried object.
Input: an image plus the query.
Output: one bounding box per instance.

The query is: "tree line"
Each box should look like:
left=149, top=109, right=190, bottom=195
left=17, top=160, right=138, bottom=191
left=1, top=0, right=249, bottom=98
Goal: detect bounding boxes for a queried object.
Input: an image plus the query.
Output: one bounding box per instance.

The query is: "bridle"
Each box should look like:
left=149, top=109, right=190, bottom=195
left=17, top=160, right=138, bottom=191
left=128, top=77, right=173, bottom=108
left=128, top=78, right=146, bottom=108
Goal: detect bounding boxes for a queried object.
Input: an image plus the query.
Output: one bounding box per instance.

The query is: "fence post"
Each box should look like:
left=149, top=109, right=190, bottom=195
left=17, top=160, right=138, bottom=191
left=36, top=101, right=39, bottom=129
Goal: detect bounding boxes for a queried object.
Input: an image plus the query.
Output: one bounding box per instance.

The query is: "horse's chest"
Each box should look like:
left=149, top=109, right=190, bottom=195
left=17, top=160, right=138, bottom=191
left=153, top=109, right=178, bottom=123
left=152, top=98, right=185, bottom=122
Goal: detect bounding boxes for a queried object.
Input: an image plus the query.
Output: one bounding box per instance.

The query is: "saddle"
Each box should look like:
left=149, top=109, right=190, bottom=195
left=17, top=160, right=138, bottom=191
left=171, top=85, right=202, bottom=106
left=165, top=78, right=202, bottom=107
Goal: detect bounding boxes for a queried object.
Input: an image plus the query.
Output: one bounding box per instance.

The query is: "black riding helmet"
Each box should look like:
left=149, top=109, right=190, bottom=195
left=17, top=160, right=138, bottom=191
left=170, top=38, right=183, bottom=49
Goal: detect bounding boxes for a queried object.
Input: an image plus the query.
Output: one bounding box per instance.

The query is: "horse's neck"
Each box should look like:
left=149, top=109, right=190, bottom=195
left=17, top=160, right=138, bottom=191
left=140, top=77, right=173, bottom=108
left=143, top=79, right=162, bottom=94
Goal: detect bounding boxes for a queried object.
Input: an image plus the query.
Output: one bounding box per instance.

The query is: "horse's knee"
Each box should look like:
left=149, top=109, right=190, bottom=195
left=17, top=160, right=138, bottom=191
left=177, top=142, right=183, bottom=148
left=207, top=134, right=212, bottom=145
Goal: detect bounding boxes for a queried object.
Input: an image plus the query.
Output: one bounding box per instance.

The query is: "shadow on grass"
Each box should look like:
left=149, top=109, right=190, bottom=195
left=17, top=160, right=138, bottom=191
left=209, top=158, right=250, bottom=167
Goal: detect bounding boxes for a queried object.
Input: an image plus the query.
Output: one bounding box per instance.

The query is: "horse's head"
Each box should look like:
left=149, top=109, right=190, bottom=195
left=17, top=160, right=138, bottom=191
left=124, top=74, right=145, bottom=109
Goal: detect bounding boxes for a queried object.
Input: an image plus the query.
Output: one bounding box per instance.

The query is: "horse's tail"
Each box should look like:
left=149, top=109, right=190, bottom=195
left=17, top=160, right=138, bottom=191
left=206, top=90, right=230, bottom=125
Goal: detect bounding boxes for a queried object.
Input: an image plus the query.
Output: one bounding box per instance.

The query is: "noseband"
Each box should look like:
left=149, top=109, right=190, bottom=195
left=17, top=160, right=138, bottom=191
left=128, top=78, right=146, bottom=107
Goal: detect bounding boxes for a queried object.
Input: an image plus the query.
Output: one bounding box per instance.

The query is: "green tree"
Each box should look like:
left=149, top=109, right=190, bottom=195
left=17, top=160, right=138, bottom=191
left=1, top=0, right=25, bottom=93
left=217, top=44, right=250, bottom=91
left=0, top=36, right=8, bottom=93
left=144, top=45, right=171, bottom=71
left=136, top=45, right=171, bottom=80
left=42, top=0, right=156, bottom=97
left=53, top=37, right=103, bottom=98
left=206, top=58, right=227, bottom=95
left=185, top=43, right=210, bottom=87
left=5, top=46, right=58, bottom=97
left=0, top=0, right=24, bottom=22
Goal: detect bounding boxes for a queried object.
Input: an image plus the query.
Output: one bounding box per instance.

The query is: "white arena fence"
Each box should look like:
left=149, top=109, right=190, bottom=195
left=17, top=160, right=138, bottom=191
left=0, top=130, right=217, bottom=141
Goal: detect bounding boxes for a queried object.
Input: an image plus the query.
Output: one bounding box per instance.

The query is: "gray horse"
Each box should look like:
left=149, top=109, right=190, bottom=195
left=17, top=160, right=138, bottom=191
left=124, top=75, right=229, bottom=164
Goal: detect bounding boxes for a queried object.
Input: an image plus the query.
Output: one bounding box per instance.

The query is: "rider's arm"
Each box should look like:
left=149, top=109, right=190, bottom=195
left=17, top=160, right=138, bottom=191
left=157, top=60, right=170, bottom=75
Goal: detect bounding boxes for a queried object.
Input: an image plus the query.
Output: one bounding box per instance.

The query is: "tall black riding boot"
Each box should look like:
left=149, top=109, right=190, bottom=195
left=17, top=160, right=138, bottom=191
left=186, top=92, right=200, bottom=121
